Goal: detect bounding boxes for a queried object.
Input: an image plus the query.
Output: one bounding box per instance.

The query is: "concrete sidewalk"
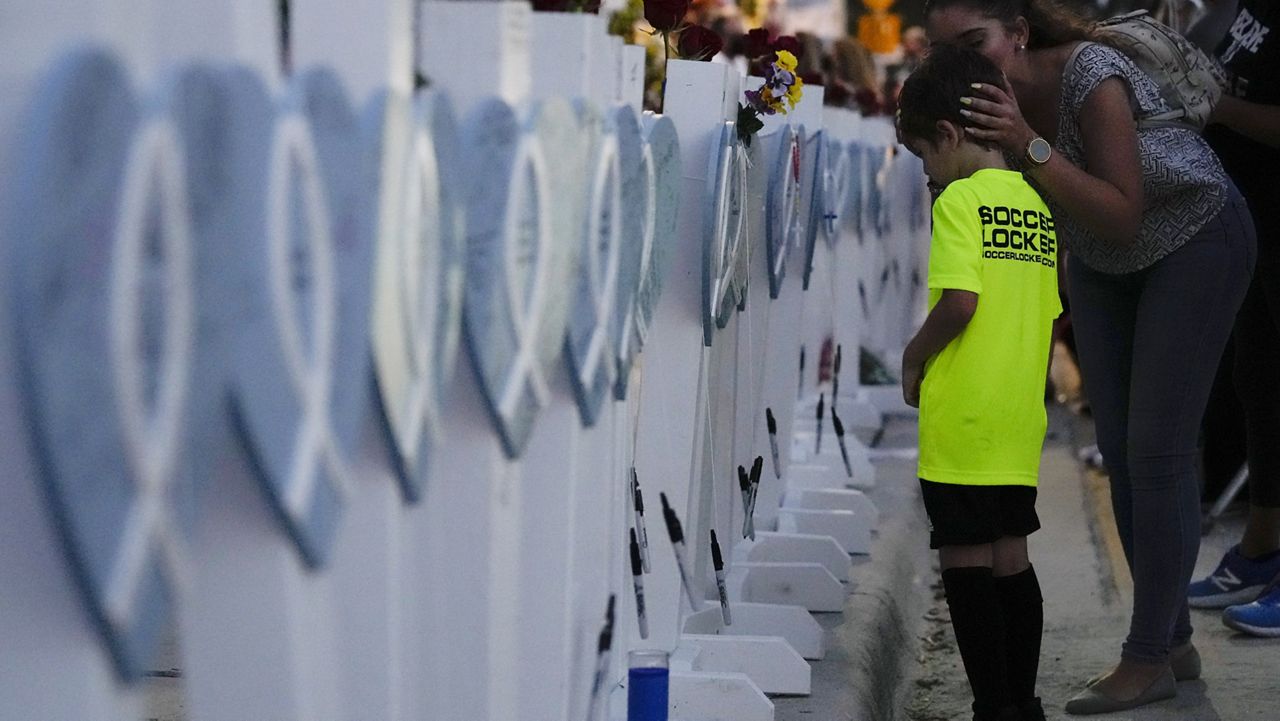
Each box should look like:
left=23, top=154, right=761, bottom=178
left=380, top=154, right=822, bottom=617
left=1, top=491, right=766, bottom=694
left=780, top=406, right=1280, bottom=721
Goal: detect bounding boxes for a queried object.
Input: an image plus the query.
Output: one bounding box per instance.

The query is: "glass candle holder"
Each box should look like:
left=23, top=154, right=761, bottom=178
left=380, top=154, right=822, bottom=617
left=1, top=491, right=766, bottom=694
left=627, top=649, right=669, bottom=721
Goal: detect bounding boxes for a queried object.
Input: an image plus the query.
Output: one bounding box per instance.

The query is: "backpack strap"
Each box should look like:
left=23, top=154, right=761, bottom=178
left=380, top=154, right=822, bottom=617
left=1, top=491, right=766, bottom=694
left=1068, top=39, right=1192, bottom=131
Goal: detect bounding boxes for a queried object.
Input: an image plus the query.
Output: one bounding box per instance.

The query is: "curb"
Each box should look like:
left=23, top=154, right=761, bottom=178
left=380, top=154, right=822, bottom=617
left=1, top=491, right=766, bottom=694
left=775, top=420, right=934, bottom=721
left=842, top=506, right=933, bottom=721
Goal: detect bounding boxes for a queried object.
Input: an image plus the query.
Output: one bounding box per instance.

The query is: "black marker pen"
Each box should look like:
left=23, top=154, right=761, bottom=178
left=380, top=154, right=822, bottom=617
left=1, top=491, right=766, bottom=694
left=815, top=392, right=826, bottom=455
left=798, top=346, right=806, bottom=399
left=660, top=492, right=701, bottom=610
left=738, top=465, right=753, bottom=540
left=832, top=410, right=853, bottom=479
left=587, top=594, right=616, bottom=719
left=710, top=530, right=732, bottom=626
left=632, top=468, right=651, bottom=573
left=630, top=529, right=648, bottom=639
left=765, top=407, right=780, bottom=480
left=745, top=456, right=762, bottom=541
left=833, top=344, right=843, bottom=413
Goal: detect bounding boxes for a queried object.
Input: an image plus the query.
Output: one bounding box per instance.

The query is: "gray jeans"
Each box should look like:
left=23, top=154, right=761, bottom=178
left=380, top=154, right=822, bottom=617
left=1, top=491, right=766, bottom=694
left=1069, top=186, right=1256, bottom=662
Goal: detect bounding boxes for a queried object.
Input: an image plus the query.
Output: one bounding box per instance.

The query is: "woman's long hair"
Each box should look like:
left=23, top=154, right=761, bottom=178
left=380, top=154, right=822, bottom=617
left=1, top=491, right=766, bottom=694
left=923, top=0, right=1097, bottom=49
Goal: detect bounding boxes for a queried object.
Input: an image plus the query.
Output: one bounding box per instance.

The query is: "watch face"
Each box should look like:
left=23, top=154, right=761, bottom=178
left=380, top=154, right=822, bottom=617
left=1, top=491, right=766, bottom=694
left=1029, top=137, right=1052, bottom=164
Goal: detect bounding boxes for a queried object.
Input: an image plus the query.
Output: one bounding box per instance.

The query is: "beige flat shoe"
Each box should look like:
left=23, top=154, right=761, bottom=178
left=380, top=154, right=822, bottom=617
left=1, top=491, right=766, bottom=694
left=1084, top=643, right=1200, bottom=687
left=1065, top=667, right=1177, bottom=715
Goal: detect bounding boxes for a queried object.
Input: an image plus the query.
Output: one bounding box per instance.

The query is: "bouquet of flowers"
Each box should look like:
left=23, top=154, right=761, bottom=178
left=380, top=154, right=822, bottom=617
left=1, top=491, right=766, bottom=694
left=737, top=48, right=804, bottom=147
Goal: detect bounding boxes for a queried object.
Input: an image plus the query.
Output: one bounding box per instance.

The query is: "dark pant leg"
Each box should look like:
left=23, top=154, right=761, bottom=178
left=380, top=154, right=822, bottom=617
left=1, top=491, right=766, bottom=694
left=1068, top=260, right=1139, bottom=565
left=1235, top=220, right=1280, bottom=508
left=1122, top=191, right=1256, bottom=660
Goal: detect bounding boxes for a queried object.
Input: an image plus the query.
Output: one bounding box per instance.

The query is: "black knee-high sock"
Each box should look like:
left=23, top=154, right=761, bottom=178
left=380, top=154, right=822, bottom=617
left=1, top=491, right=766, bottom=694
left=942, top=567, right=1012, bottom=718
left=994, top=566, right=1043, bottom=707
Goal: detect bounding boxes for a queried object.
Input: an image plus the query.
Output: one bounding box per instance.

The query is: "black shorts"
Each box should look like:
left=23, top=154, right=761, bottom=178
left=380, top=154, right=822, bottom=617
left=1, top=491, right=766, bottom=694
left=919, top=479, right=1040, bottom=550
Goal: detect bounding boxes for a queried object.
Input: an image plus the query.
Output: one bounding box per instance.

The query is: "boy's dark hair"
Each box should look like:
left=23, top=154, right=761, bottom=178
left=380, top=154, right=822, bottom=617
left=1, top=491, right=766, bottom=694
left=896, top=45, right=1006, bottom=146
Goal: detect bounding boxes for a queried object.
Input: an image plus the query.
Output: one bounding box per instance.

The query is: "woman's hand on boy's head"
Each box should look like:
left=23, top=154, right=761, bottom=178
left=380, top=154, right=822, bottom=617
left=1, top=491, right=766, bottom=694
left=960, top=76, right=1036, bottom=155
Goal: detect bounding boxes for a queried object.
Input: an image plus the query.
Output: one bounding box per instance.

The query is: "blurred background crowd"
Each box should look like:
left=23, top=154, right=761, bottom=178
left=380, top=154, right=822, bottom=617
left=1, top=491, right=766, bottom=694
left=605, top=0, right=1189, bottom=122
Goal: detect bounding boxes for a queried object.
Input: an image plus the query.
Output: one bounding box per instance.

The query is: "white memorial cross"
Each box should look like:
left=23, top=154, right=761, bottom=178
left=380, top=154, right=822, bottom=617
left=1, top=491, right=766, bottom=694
left=702, top=121, right=747, bottom=346
left=415, top=4, right=544, bottom=719
left=371, top=92, right=463, bottom=500
left=514, top=14, right=602, bottom=719
left=0, top=50, right=185, bottom=719
left=762, top=118, right=804, bottom=299
left=180, top=67, right=371, bottom=721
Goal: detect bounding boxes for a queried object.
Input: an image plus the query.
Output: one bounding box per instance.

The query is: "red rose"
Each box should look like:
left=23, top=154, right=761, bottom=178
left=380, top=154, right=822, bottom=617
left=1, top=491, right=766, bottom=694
left=824, top=81, right=852, bottom=107
left=773, top=35, right=801, bottom=57
left=743, top=28, right=773, bottom=59
left=644, top=0, right=691, bottom=32
left=678, top=25, right=724, bottom=61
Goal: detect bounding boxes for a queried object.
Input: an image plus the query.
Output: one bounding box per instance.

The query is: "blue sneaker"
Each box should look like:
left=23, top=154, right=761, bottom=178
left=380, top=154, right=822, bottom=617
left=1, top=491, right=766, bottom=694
left=1223, top=583, right=1280, bottom=637
left=1187, top=546, right=1280, bottom=609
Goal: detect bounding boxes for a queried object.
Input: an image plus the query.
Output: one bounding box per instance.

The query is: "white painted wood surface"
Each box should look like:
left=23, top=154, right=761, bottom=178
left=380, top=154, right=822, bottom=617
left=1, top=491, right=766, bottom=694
left=681, top=634, right=811, bottom=694
left=682, top=602, right=826, bottom=660
left=728, top=562, right=848, bottom=613
left=0, top=5, right=933, bottom=719
left=733, top=531, right=854, bottom=582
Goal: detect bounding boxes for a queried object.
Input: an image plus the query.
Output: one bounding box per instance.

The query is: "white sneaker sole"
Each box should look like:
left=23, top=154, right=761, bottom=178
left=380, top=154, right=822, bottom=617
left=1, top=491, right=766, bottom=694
left=1187, top=585, right=1266, bottom=609
left=1223, top=614, right=1280, bottom=638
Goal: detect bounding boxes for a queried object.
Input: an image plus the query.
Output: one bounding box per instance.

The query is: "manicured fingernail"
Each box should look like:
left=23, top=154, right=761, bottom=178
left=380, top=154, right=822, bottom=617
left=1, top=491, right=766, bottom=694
left=960, top=96, right=973, bottom=105
left=960, top=108, right=972, bottom=116
left=971, top=83, right=983, bottom=89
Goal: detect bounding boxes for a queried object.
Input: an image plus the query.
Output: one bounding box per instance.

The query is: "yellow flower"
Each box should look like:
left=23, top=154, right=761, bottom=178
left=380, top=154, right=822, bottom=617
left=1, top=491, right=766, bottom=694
left=775, top=50, right=798, bottom=72
left=786, top=75, right=804, bottom=107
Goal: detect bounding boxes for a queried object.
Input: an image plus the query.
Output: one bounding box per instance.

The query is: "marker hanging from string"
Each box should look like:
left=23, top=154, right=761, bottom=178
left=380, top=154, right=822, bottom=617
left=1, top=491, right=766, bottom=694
left=631, top=468, right=651, bottom=573
left=815, top=392, right=826, bottom=455
left=766, top=407, right=781, bottom=480
left=798, top=345, right=806, bottom=400
left=630, top=530, right=648, bottom=639
left=710, top=530, right=732, bottom=626
left=660, top=493, right=701, bottom=610
left=832, top=409, right=853, bottom=479
left=586, top=594, right=616, bottom=720
left=832, top=343, right=843, bottom=413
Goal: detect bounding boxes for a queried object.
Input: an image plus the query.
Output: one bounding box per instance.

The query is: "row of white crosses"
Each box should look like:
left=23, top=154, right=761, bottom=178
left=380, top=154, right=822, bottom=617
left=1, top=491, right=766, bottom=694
left=0, top=1, right=926, bottom=720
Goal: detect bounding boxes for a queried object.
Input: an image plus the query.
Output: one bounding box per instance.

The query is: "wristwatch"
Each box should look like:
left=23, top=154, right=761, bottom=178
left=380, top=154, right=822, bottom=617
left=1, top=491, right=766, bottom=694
left=1025, top=136, right=1052, bottom=166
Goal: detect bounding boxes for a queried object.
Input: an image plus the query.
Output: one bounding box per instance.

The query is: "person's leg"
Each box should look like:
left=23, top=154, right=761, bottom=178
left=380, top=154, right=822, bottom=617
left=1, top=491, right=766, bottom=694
left=1220, top=206, right=1280, bottom=638
left=992, top=535, right=1043, bottom=719
left=1236, top=234, right=1280, bottom=557
left=1122, top=193, right=1255, bottom=663
left=1070, top=193, right=1255, bottom=710
left=1190, top=200, right=1280, bottom=610
left=1067, top=260, right=1139, bottom=565
left=939, top=544, right=1016, bottom=720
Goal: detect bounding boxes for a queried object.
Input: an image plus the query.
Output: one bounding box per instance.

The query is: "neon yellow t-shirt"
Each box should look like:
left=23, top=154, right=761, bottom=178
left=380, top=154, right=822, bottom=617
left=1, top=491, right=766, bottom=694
left=918, top=168, right=1062, bottom=487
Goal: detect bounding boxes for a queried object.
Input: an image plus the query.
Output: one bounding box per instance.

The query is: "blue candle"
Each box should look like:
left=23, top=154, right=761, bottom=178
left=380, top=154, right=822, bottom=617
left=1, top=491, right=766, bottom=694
left=628, top=666, right=669, bottom=721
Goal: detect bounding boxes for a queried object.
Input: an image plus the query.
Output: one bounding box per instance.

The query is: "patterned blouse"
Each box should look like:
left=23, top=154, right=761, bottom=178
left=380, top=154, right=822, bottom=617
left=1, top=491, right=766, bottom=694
left=1048, top=42, right=1227, bottom=274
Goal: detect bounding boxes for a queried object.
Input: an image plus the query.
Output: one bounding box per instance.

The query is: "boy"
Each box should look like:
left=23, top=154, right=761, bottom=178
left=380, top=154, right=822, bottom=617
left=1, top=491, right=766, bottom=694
left=896, top=46, right=1061, bottom=721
